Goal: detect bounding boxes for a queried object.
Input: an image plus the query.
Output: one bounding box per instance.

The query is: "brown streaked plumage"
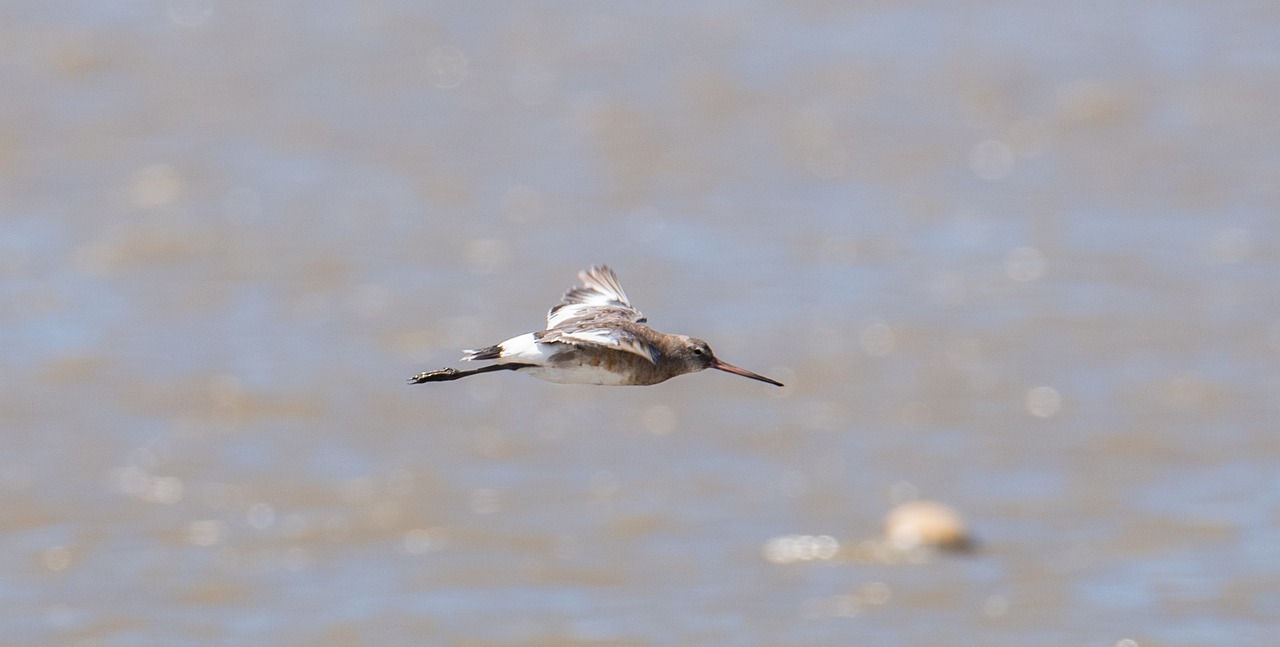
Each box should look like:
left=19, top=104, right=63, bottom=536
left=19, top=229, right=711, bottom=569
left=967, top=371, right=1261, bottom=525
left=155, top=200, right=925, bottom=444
left=409, top=265, right=783, bottom=387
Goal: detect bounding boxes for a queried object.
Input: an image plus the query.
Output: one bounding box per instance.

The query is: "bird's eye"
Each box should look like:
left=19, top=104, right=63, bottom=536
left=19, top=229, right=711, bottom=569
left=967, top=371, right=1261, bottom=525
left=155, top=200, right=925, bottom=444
left=693, top=347, right=705, bottom=356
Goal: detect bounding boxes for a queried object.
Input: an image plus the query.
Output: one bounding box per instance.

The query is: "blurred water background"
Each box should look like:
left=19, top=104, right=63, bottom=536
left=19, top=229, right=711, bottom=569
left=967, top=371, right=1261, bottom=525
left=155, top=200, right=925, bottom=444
left=3, top=1, right=1280, bottom=645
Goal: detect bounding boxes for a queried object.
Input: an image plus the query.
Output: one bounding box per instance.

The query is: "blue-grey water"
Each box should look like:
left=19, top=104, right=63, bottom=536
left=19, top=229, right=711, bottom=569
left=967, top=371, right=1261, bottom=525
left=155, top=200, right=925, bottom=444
left=4, top=1, right=1280, bottom=645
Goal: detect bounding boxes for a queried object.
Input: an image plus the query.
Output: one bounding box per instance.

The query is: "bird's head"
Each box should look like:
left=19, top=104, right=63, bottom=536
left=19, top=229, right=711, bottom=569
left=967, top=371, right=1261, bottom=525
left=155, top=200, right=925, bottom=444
left=671, top=336, right=783, bottom=386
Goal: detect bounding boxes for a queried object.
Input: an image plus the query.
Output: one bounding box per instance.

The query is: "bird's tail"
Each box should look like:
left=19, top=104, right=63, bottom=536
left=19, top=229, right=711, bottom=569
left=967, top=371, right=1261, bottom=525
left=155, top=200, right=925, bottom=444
left=461, top=344, right=503, bottom=361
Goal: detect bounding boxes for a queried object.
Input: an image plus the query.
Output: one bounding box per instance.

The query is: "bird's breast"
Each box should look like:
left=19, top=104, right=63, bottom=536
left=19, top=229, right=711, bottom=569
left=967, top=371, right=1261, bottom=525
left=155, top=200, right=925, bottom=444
left=524, top=347, right=669, bottom=385
left=520, top=364, right=637, bottom=385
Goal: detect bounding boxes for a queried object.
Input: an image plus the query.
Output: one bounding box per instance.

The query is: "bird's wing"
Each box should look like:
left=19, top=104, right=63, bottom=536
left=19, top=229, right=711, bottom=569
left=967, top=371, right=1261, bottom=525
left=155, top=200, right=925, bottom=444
left=546, top=265, right=646, bottom=328
left=538, top=315, right=658, bottom=364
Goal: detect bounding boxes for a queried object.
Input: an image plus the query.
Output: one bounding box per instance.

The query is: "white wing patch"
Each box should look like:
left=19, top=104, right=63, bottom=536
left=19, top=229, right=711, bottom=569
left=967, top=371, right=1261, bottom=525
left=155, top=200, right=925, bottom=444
left=555, top=328, right=658, bottom=364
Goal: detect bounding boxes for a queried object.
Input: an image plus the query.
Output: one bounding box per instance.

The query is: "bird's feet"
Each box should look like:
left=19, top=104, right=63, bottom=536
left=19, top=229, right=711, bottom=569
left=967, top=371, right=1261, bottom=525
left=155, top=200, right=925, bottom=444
left=408, top=368, right=459, bottom=384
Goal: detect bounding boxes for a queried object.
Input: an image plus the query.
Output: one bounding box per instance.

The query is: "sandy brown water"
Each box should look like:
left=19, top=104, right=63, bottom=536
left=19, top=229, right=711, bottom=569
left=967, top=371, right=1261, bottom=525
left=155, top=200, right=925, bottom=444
left=3, top=1, right=1280, bottom=645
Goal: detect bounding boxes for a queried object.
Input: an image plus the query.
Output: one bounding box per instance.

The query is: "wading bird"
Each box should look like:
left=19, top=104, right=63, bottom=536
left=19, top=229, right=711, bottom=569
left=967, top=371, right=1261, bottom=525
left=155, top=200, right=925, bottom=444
left=409, top=265, right=783, bottom=387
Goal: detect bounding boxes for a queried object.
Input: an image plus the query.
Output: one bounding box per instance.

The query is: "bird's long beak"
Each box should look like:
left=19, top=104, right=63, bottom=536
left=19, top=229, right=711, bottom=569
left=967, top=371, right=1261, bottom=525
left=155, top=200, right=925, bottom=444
left=711, top=358, right=784, bottom=387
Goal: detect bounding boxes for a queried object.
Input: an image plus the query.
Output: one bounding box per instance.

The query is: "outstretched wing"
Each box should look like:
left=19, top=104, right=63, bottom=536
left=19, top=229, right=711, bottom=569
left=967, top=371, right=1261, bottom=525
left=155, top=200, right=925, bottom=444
left=547, top=265, right=645, bottom=328
left=542, top=266, right=654, bottom=364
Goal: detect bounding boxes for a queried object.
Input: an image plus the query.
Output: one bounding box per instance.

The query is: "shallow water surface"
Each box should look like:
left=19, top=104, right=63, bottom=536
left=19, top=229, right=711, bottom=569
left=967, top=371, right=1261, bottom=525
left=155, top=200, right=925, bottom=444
left=3, top=1, right=1280, bottom=645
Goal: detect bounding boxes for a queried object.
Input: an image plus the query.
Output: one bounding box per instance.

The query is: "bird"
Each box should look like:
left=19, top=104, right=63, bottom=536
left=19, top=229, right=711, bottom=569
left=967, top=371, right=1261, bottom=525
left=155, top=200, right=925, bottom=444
left=409, top=265, right=783, bottom=387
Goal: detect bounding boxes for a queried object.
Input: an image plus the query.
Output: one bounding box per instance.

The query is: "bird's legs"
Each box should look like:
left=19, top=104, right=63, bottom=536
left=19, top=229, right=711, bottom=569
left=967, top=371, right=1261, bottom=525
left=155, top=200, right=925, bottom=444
left=408, top=363, right=536, bottom=384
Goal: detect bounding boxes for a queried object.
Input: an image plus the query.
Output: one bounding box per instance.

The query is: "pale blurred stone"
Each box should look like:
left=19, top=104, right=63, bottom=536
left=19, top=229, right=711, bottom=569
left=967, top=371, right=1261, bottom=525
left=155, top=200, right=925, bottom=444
left=883, top=500, right=972, bottom=551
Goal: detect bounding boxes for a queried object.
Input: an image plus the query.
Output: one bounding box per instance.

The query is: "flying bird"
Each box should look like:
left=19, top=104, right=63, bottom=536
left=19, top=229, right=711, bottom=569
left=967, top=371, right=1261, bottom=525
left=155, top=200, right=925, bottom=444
left=409, top=265, right=783, bottom=387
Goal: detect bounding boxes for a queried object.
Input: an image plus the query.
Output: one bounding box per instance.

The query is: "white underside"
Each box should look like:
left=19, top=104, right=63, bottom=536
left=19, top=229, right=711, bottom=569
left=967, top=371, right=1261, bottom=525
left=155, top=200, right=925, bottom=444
left=470, top=332, right=632, bottom=385
left=519, top=364, right=632, bottom=385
